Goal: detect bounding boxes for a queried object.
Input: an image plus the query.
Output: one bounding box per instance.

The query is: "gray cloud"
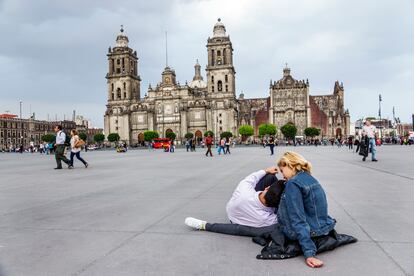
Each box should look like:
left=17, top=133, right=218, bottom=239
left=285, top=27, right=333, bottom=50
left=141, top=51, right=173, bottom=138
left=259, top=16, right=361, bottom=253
left=0, top=0, right=413, bottom=127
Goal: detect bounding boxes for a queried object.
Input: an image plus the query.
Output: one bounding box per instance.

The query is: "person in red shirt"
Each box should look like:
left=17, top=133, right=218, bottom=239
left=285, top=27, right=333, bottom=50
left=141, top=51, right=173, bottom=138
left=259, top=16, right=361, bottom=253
left=205, top=134, right=213, bottom=157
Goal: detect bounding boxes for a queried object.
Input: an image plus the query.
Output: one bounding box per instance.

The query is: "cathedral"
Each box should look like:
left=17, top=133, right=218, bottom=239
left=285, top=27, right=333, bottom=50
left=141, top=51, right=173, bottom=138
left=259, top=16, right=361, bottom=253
left=104, top=19, right=350, bottom=145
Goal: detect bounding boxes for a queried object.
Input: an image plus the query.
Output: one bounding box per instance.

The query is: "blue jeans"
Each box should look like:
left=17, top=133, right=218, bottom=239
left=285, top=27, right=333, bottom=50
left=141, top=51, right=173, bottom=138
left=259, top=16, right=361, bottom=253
left=369, top=138, right=377, bottom=160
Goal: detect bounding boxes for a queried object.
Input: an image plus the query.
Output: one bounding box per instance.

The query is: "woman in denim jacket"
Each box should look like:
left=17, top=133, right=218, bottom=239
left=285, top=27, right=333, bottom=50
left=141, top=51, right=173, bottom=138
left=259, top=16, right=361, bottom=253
left=277, top=151, right=336, bottom=268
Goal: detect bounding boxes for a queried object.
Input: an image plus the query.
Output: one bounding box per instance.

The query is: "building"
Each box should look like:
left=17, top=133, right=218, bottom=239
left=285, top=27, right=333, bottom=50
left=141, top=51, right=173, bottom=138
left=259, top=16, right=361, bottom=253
left=104, top=20, right=238, bottom=145
left=104, top=19, right=350, bottom=144
left=0, top=114, right=76, bottom=150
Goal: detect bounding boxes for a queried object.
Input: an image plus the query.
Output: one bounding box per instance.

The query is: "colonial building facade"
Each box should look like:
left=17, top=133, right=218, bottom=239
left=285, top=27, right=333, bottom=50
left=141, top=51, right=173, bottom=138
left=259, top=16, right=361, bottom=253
left=104, top=19, right=350, bottom=144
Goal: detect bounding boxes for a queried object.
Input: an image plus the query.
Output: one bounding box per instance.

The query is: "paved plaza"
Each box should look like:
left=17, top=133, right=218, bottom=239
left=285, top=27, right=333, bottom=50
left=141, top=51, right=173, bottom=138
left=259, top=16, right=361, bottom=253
left=0, top=145, right=413, bottom=276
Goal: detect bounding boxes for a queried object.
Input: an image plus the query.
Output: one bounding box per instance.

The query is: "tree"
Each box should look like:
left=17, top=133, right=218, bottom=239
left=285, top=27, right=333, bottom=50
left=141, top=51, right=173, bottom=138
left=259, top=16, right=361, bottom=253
left=184, top=132, right=194, bottom=139
left=204, top=130, right=214, bottom=137
left=93, top=133, right=105, bottom=144
left=258, top=123, right=277, bottom=137
left=144, top=130, right=159, bottom=142
left=166, top=131, right=176, bottom=141
left=304, top=127, right=321, bottom=138
left=107, top=133, right=120, bottom=143
left=41, top=134, right=56, bottom=143
left=220, top=131, right=233, bottom=139
left=79, top=132, right=87, bottom=141
left=238, top=125, right=254, bottom=140
left=281, top=123, right=297, bottom=140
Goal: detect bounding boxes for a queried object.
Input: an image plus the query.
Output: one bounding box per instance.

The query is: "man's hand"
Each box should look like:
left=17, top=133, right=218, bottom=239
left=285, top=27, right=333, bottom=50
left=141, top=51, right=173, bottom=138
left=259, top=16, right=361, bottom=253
left=306, top=257, right=323, bottom=268
left=265, top=166, right=278, bottom=174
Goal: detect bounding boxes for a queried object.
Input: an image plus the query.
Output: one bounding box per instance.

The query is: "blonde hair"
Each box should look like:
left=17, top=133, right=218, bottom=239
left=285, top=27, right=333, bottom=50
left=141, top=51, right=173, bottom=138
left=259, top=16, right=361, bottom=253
left=277, top=151, right=312, bottom=174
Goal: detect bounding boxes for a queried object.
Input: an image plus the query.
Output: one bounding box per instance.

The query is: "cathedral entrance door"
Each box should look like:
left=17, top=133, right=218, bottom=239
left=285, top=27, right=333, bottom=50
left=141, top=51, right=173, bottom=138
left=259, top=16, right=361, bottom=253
left=138, top=133, right=144, bottom=142
left=195, top=130, right=202, bottom=144
left=336, top=128, right=342, bottom=138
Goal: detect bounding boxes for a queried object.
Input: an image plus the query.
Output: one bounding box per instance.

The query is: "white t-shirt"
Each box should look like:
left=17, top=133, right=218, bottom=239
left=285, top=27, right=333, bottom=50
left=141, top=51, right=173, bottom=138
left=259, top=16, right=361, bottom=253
left=363, top=125, right=376, bottom=139
left=70, top=135, right=81, bottom=153
left=226, top=170, right=277, bottom=227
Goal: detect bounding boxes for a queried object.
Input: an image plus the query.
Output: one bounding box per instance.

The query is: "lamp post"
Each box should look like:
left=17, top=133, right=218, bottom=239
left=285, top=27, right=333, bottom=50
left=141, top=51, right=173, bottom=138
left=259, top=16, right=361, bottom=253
left=378, top=94, right=382, bottom=139
left=19, top=100, right=22, bottom=119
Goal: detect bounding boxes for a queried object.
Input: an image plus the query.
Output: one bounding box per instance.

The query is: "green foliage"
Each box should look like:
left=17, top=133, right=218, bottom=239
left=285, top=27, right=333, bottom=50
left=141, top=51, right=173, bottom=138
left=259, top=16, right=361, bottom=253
left=166, top=131, right=176, bottom=140
left=204, top=130, right=214, bottom=137
left=79, top=133, right=87, bottom=141
left=258, top=123, right=277, bottom=137
left=143, top=131, right=159, bottom=142
left=41, top=133, right=56, bottom=143
left=184, top=132, right=194, bottom=139
left=107, top=133, right=120, bottom=143
left=220, top=131, right=233, bottom=139
left=238, top=125, right=254, bottom=137
left=304, top=127, right=321, bottom=138
left=281, top=123, right=297, bottom=139
left=93, top=133, right=105, bottom=143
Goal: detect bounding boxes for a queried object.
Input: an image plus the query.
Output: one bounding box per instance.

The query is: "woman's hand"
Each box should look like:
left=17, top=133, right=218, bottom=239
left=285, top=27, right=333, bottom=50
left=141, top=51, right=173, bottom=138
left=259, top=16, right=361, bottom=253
left=265, top=167, right=278, bottom=174
left=306, top=257, right=323, bottom=268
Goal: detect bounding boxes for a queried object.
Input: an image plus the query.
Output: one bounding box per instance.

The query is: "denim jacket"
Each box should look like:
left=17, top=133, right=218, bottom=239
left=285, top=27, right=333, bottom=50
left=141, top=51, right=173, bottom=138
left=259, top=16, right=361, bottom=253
left=277, top=171, right=336, bottom=258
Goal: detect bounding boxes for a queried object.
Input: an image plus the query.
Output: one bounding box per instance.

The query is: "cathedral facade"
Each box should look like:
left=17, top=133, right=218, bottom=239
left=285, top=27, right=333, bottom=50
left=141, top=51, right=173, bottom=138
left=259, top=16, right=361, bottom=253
left=104, top=20, right=350, bottom=145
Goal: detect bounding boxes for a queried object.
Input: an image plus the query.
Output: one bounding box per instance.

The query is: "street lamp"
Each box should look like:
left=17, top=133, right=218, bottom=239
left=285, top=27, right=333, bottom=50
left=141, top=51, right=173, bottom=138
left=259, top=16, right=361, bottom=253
left=19, top=100, right=22, bottom=119
left=378, top=94, right=382, bottom=139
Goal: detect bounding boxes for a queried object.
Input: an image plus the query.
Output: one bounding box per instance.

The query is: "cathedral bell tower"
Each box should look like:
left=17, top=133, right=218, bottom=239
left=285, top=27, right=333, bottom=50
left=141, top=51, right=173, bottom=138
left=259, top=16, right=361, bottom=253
left=206, top=18, right=235, bottom=95
left=106, top=26, right=141, bottom=103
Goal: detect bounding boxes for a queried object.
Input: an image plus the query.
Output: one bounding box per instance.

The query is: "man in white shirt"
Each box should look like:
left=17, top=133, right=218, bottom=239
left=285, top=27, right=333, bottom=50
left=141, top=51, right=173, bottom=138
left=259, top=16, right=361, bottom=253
left=185, top=167, right=285, bottom=237
left=54, top=125, right=72, bottom=169
left=362, top=119, right=378, bottom=161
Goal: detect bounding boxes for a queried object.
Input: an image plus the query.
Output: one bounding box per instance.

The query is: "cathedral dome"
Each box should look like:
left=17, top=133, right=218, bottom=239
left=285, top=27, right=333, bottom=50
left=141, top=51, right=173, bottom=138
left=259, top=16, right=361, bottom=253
left=116, top=25, right=129, bottom=47
left=189, top=60, right=207, bottom=89
left=213, top=18, right=226, bottom=37
left=189, top=79, right=207, bottom=89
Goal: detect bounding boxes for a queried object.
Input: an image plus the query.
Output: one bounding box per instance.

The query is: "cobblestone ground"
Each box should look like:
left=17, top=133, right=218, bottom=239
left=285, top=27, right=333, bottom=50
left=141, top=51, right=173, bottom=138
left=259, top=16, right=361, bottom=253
left=0, top=145, right=413, bottom=276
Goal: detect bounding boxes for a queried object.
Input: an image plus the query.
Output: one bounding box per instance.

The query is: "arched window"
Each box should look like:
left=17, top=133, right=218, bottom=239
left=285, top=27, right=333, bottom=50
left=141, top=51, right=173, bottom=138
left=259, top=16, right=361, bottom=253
left=123, top=82, right=126, bottom=90
left=117, top=59, right=120, bottom=65
left=225, top=85, right=228, bottom=92
left=225, top=75, right=228, bottom=82
left=217, top=81, right=223, bottom=92
left=211, top=76, right=214, bottom=82
left=117, top=88, right=121, bottom=99
left=111, top=83, right=114, bottom=91
left=212, top=86, right=214, bottom=92
left=217, top=50, right=221, bottom=56
left=112, top=93, right=115, bottom=100
left=124, top=92, right=127, bottom=98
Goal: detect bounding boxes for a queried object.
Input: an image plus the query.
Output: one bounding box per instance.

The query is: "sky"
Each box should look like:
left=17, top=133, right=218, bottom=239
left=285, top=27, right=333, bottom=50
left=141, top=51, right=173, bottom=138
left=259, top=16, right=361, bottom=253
left=0, top=0, right=413, bottom=128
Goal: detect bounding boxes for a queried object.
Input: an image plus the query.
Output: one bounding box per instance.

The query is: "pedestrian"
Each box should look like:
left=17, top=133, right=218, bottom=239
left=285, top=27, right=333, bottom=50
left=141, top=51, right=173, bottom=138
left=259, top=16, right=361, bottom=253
left=218, top=138, right=225, bottom=155
left=185, top=139, right=190, bottom=152
left=54, top=125, right=72, bottom=169
left=205, top=134, right=213, bottom=157
left=224, top=137, right=231, bottom=154
left=268, top=136, right=275, bottom=155
left=170, top=139, right=175, bottom=153
left=362, top=119, right=378, bottom=161
left=69, top=129, right=88, bottom=168
left=348, top=136, right=353, bottom=150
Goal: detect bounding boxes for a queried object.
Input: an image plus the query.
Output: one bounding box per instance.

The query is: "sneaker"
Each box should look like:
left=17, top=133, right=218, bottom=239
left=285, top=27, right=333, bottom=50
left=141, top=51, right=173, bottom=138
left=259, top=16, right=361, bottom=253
left=372, top=159, right=378, bottom=162
left=54, top=167, right=62, bottom=170
left=362, top=157, right=366, bottom=161
left=185, top=217, right=206, bottom=230
left=85, top=163, right=89, bottom=168
left=68, top=165, right=74, bottom=169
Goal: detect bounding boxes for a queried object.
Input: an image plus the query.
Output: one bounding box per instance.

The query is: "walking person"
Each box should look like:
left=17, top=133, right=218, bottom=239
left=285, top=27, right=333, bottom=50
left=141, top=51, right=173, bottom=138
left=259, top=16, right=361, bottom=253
left=268, top=136, right=275, bottom=155
left=54, top=125, right=72, bottom=170
left=185, top=139, right=190, bottom=152
left=205, top=133, right=213, bottom=157
left=69, top=129, right=88, bottom=168
left=170, top=139, right=175, bottom=153
left=224, top=137, right=231, bottom=154
left=348, top=136, right=353, bottom=150
left=362, top=119, right=378, bottom=161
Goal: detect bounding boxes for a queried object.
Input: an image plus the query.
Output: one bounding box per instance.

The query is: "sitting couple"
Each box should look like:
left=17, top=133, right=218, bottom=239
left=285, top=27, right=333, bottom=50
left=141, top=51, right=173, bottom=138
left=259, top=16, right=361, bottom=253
left=185, top=151, right=356, bottom=268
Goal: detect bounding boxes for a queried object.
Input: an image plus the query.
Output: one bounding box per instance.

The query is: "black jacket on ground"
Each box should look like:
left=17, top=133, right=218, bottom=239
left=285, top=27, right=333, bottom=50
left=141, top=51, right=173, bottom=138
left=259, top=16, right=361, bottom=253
left=252, top=225, right=357, bottom=260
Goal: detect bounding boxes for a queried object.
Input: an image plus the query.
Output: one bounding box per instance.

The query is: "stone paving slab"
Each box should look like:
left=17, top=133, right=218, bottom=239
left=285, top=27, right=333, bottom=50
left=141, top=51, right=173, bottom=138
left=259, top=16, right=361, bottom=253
left=0, top=145, right=413, bottom=275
